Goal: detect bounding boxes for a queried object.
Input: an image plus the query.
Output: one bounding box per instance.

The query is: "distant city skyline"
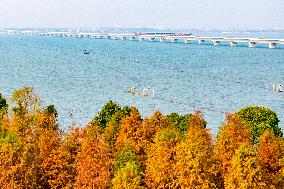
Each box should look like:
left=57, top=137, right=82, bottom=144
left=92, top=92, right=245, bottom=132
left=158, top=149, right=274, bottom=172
left=0, top=0, right=284, bottom=29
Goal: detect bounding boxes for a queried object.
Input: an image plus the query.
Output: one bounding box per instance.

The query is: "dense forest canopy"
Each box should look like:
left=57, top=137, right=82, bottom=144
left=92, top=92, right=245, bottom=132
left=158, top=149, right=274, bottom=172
left=0, top=87, right=283, bottom=189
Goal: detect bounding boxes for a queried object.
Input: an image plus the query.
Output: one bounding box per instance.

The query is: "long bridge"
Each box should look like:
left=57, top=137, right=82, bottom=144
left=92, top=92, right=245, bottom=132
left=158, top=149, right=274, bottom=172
left=3, top=30, right=284, bottom=49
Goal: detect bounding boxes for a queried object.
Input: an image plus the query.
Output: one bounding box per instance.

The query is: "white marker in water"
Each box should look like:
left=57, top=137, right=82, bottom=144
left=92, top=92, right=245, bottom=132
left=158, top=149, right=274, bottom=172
left=152, top=90, right=155, bottom=98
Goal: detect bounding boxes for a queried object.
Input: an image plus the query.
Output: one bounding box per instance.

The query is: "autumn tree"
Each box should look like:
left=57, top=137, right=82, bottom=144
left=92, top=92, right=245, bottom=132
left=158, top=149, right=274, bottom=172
left=236, top=106, right=282, bottom=143
left=0, top=87, right=43, bottom=188
left=90, top=100, right=121, bottom=128
left=10, top=86, right=41, bottom=116
left=215, top=113, right=252, bottom=175
left=175, top=112, right=221, bottom=189
left=0, top=93, right=7, bottom=120
left=6, top=87, right=42, bottom=141
left=258, top=130, right=284, bottom=188
left=115, top=108, right=168, bottom=172
left=112, top=145, right=143, bottom=189
left=0, top=127, right=24, bottom=188
left=0, top=87, right=74, bottom=188
left=141, top=111, right=170, bottom=146
left=225, top=143, right=266, bottom=189
left=145, top=127, right=181, bottom=188
left=60, top=126, right=86, bottom=187
left=0, top=93, right=8, bottom=142
left=115, top=107, right=143, bottom=154
left=167, top=112, right=192, bottom=133
left=45, top=104, right=58, bottom=119
left=0, top=93, right=7, bottom=109
left=34, top=109, right=76, bottom=189
left=75, top=133, right=111, bottom=189
left=112, top=162, right=143, bottom=189
left=103, top=106, right=131, bottom=154
left=278, top=157, right=284, bottom=188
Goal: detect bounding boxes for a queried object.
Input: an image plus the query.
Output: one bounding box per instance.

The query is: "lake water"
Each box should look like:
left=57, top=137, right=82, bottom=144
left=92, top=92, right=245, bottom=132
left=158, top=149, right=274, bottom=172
left=0, top=33, right=284, bottom=133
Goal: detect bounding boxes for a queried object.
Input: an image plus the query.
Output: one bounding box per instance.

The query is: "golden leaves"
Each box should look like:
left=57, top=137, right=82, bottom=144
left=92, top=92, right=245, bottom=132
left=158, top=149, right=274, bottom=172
left=0, top=88, right=284, bottom=188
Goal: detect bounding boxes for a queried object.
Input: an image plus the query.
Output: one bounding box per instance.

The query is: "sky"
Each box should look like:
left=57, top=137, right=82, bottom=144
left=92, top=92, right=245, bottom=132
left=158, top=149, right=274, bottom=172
left=0, top=0, right=284, bottom=29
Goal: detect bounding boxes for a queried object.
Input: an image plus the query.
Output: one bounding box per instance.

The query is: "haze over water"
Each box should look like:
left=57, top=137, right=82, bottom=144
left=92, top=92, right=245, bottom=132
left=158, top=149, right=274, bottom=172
left=0, top=32, right=284, bottom=133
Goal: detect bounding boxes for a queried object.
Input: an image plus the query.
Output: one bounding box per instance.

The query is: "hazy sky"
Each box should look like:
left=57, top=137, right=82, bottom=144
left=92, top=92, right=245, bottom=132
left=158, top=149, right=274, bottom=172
left=0, top=0, right=283, bottom=29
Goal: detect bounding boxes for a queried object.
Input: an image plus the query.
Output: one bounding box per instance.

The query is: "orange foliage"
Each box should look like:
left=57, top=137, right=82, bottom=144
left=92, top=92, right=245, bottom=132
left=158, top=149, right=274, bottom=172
left=60, top=126, right=86, bottom=187
left=141, top=111, right=169, bottom=145
left=115, top=107, right=143, bottom=154
left=0, top=108, right=74, bottom=188
left=145, top=127, right=181, bottom=188
left=36, top=127, right=74, bottom=189
left=215, top=113, right=252, bottom=175
left=1, top=88, right=284, bottom=189
left=175, top=112, right=221, bottom=189
left=0, top=140, right=28, bottom=189
left=115, top=109, right=170, bottom=173
left=103, top=111, right=126, bottom=155
left=74, top=134, right=111, bottom=189
left=0, top=115, right=38, bottom=188
left=258, top=130, right=284, bottom=188
left=225, top=143, right=266, bottom=189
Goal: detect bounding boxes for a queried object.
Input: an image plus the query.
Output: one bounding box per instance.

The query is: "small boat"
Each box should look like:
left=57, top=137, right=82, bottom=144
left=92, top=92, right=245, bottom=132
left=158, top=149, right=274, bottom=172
left=128, top=86, right=153, bottom=97
left=83, top=50, right=90, bottom=55
left=272, top=83, right=283, bottom=92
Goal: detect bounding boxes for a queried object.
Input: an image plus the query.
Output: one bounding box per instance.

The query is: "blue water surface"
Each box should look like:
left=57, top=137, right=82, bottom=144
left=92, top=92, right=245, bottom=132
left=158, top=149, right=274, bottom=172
left=0, top=34, right=283, bottom=133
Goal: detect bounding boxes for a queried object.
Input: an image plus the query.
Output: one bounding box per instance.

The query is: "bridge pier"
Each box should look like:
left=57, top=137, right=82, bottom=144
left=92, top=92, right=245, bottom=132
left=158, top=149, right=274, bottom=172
left=248, top=41, right=256, bottom=48
left=213, top=41, right=220, bottom=46
left=269, top=42, right=276, bottom=49
left=230, top=41, right=237, bottom=47
left=160, top=37, right=166, bottom=42
left=38, top=33, right=283, bottom=49
left=171, top=38, right=178, bottom=43
left=198, top=40, right=205, bottom=44
left=184, top=39, right=191, bottom=44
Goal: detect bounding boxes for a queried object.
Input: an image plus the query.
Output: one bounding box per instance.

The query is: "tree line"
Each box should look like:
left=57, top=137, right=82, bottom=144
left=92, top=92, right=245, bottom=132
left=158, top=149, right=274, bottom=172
left=0, top=87, right=283, bottom=189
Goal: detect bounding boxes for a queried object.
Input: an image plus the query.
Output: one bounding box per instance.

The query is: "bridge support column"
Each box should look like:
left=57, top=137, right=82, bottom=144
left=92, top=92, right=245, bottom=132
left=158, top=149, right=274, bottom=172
left=130, top=37, right=135, bottom=41
left=120, top=36, right=126, bottom=40
left=230, top=41, right=237, bottom=47
left=139, top=37, right=144, bottom=41
left=269, top=42, right=276, bottom=49
left=160, top=38, right=166, bottom=42
left=184, top=39, right=191, bottom=44
left=149, top=38, right=156, bottom=42
left=213, top=41, right=220, bottom=46
left=198, top=40, right=205, bottom=44
left=248, top=41, right=256, bottom=48
left=171, top=38, right=178, bottom=43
